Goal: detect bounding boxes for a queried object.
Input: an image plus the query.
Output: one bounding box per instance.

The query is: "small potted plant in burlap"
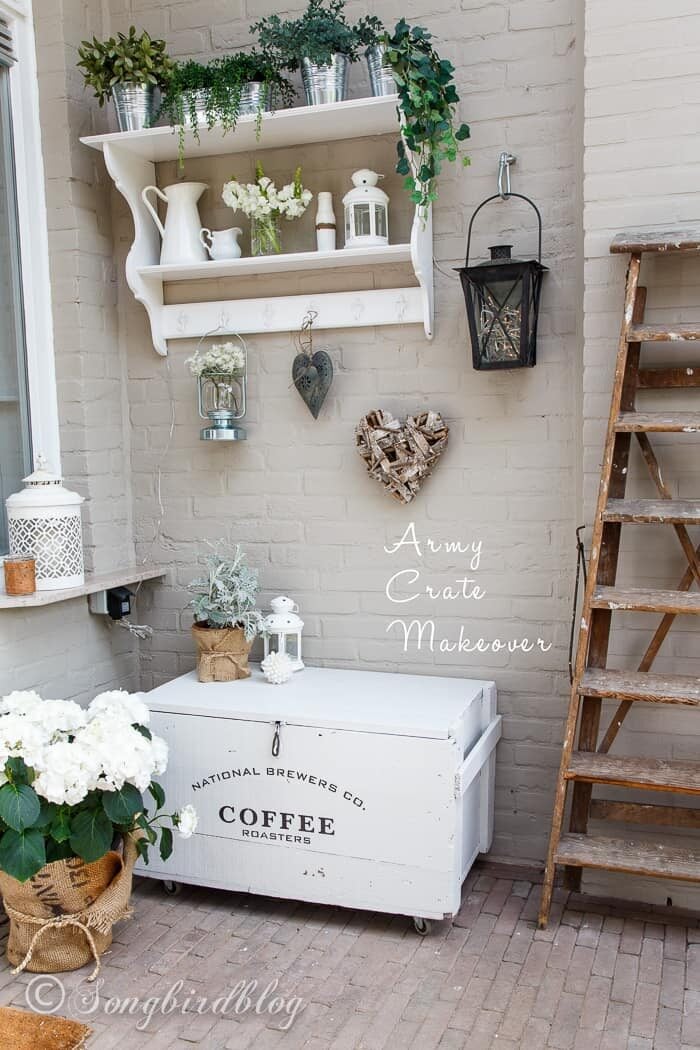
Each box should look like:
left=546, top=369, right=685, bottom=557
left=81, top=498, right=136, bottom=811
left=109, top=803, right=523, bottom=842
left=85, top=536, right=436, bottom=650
left=188, top=542, right=264, bottom=682
left=0, top=689, right=198, bottom=979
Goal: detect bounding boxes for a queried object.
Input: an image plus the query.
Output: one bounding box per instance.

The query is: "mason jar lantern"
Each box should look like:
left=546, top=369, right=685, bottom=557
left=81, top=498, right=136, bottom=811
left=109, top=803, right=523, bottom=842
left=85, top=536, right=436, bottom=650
left=197, top=348, right=247, bottom=442
left=263, top=596, right=304, bottom=671
left=343, top=169, right=389, bottom=249
left=456, top=154, right=547, bottom=370
left=5, top=457, right=84, bottom=590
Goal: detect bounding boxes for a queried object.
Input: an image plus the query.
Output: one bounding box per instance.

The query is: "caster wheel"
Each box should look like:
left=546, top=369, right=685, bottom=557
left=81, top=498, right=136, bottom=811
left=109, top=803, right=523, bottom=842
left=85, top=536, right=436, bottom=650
left=413, top=917, right=432, bottom=936
left=162, top=880, right=181, bottom=896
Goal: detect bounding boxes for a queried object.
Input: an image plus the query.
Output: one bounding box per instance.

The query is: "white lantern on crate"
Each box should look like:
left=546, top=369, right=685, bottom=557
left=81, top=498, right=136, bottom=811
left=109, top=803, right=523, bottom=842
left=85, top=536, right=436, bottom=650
left=5, top=457, right=84, bottom=591
left=343, top=169, right=389, bottom=248
left=262, top=596, right=304, bottom=671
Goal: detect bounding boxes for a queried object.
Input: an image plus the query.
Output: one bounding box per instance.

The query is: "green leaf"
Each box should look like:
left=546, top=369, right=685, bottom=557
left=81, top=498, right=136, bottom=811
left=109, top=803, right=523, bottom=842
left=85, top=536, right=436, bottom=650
left=46, top=838, right=74, bottom=862
left=69, top=807, right=114, bottom=863
left=135, top=724, right=152, bottom=741
left=0, top=782, right=41, bottom=832
left=455, top=124, right=470, bottom=141
left=101, top=784, right=144, bottom=825
left=159, top=826, right=173, bottom=862
left=50, top=808, right=72, bottom=844
left=5, top=757, right=31, bottom=784
left=149, top=781, right=165, bottom=810
left=135, top=836, right=150, bottom=865
left=0, top=829, right=46, bottom=882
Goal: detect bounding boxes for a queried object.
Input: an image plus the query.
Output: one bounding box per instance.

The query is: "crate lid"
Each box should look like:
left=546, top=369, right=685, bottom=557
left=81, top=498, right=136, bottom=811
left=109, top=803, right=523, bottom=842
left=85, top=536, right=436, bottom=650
left=146, top=667, right=493, bottom=740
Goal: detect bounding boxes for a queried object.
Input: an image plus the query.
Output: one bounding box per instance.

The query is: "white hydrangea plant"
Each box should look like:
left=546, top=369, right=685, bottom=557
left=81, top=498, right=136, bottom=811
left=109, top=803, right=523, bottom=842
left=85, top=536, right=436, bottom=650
left=0, top=689, right=197, bottom=882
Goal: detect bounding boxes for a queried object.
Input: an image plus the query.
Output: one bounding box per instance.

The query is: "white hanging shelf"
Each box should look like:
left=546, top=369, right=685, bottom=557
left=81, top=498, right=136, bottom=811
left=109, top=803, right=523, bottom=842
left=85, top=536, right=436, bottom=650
left=81, top=95, right=434, bottom=354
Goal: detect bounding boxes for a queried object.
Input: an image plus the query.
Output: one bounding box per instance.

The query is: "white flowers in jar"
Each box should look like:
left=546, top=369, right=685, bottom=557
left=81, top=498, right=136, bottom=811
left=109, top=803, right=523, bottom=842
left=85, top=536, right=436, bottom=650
left=187, top=341, right=246, bottom=378
left=222, top=162, right=313, bottom=255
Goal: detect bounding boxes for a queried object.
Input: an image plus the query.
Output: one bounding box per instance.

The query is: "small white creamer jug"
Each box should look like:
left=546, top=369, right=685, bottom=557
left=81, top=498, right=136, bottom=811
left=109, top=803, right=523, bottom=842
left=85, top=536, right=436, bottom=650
left=141, top=182, right=209, bottom=265
left=200, top=227, right=243, bottom=261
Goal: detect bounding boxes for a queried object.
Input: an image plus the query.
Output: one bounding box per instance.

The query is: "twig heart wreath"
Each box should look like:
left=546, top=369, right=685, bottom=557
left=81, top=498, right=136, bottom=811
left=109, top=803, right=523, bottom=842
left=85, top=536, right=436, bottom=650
left=291, top=310, right=334, bottom=419
left=355, top=409, right=449, bottom=504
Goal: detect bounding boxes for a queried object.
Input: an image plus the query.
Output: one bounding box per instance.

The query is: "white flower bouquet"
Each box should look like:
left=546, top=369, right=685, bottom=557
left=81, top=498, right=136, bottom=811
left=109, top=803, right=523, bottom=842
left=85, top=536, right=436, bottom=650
left=187, top=341, right=246, bottom=378
left=0, top=688, right=197, bottom=882
left=222, top=162, right=313, bottom=255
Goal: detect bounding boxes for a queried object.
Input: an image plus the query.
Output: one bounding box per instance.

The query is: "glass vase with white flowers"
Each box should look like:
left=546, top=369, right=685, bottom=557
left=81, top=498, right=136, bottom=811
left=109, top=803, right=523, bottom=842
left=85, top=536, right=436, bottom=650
left=222, top=162, right=313, bottom=256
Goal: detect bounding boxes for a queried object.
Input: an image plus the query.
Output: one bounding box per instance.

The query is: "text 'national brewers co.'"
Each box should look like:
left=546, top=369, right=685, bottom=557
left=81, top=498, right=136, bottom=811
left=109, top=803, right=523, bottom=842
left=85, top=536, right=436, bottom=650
left=191, top=766, right=367, bottom=846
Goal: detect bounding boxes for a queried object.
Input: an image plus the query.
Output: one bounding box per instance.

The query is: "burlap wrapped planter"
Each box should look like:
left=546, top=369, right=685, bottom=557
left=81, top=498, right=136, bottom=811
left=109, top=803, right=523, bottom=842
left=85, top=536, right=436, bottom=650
left=0, top=835, right=138, bottom=979
left=192, top=623, right=252, bottom=682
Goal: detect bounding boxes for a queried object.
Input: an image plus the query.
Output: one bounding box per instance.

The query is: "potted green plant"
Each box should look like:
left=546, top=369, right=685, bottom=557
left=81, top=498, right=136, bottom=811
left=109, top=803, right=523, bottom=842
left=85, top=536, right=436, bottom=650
left=188, top=542, right=264, bottom=682
left=355, top=15, right=395, bottom=97
left=384, top=19, right=471, bottom=212
left=158, top=50, right=295, bottom=166
left=0, top=688, right=196, bottom=977
left=253, top=0, right=361, bottom=107
left=77, top=25, right=173, bottom=131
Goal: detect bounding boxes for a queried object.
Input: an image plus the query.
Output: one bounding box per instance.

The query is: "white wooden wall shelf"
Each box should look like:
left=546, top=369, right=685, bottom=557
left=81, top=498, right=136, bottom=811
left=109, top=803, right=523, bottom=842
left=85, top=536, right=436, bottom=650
left=80, top=95, right=434, bottom=355
left=0, top=566, right=165, bottom=609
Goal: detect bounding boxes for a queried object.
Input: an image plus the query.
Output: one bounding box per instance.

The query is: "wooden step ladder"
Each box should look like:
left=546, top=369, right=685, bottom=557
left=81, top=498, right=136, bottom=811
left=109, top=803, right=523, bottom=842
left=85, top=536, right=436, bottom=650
left=538, top=227, right=700, bottom=928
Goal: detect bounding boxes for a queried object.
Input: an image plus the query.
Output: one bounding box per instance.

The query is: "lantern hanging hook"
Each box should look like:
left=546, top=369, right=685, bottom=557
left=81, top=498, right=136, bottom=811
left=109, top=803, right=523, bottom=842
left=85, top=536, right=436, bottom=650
left=498, top=152, right=517, bottom=199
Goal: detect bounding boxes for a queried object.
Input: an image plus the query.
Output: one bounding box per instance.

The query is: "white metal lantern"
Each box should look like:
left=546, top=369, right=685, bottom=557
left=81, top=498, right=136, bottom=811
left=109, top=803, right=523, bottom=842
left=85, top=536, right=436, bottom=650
left=263, top=595, right=304, bottom=671
left=343, top=169, right=389, bottom=249
left=5, top=457, right=84, bottom=591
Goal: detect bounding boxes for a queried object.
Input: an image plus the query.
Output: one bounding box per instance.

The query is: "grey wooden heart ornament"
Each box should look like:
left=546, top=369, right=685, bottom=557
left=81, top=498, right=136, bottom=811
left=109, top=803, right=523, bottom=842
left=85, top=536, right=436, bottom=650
left=292, top=349, right=333, bottom=419
left=292, top=310, right=333, bottom=419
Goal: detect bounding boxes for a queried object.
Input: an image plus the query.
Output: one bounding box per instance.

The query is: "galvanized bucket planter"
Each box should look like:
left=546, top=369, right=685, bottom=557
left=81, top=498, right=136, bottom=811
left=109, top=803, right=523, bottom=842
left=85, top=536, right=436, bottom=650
left=366, top=45, right=396, bottom=97
left=112, top=84, right=156, bottom=131
left=184, top=81, right=271, bottom=130
left=301, top=54, right=349, bottom=106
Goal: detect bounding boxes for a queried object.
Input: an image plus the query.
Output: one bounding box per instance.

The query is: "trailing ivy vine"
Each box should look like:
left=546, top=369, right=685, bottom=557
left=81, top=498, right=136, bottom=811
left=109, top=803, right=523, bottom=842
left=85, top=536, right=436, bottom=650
left=384, top=20, right=470, bottom=212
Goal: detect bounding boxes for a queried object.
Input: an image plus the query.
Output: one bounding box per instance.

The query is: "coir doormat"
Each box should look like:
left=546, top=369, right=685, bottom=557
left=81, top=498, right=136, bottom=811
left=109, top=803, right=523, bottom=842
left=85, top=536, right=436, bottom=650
left=0, top=1006, right=91, bottom=1049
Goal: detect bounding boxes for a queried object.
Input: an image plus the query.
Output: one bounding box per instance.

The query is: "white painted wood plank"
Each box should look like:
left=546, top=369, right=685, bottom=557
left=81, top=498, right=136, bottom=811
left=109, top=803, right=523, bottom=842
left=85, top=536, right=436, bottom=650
left=80, top=95, right=400, bottom=163
left=161, top=287, right=426, bottom=339
left=146, top=668, right=490, bottom=739
left=138, top=244, right=413, bottom=282
left=0, top=566, right=165, bottom=609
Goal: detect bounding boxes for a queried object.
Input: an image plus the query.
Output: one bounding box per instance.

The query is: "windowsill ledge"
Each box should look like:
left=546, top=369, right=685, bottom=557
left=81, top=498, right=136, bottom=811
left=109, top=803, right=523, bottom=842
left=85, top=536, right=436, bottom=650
left=0, top=566, right=166, bottom=609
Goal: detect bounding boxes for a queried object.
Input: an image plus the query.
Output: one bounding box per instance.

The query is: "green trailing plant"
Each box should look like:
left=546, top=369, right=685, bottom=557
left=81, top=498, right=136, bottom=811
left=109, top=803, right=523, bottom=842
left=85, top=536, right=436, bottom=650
left=77, top=25, right=173, bottom=106
left=158, top=51, right=294, bottom=167
left=187, top=542, right=264, bottom=640
left=383, top=19, right=470, bottom=212
left=252, top=0, right=362, bottom=70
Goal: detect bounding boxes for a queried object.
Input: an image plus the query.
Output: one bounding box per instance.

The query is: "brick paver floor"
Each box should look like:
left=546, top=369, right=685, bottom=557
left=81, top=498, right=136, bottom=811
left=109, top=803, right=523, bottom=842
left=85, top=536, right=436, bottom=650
left=0, top=864, right=699, bottom=1049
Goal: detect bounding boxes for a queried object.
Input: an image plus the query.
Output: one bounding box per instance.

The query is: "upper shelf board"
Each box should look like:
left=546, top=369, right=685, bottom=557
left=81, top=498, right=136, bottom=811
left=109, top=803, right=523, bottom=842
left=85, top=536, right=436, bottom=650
left=81, top=94, right=401, bottom=164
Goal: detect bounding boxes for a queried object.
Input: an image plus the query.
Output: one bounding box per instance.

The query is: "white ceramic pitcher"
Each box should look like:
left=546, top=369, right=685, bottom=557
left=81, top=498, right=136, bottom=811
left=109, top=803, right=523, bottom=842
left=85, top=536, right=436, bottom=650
left=200, top=226, right=243, bottom=261
left=141, top=182, right=209, bottom=265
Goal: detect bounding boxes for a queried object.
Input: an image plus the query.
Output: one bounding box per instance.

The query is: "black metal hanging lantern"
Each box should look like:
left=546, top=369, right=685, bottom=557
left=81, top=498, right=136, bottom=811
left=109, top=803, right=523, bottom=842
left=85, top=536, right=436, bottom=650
left=456, top=154, right=547, bottom=371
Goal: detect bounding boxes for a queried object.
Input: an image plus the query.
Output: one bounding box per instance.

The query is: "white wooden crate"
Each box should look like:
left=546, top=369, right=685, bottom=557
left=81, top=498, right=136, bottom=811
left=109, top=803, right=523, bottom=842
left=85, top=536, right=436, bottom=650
left=140, top=667, right=500, bottom=923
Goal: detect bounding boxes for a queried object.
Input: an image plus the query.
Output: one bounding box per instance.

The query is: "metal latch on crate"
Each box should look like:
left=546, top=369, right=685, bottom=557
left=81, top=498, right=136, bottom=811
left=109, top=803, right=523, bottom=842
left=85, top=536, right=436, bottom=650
left=271, top=720, right=283, bottom=757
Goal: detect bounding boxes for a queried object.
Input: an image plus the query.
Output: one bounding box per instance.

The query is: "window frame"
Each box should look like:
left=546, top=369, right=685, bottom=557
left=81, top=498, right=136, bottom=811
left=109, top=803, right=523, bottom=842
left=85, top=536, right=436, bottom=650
left=0, top=0, right=60, bottom=472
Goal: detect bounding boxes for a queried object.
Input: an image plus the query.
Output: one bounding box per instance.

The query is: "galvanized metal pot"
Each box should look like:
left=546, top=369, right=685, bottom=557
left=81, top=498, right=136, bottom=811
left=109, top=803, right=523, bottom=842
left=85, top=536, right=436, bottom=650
left=112, top=83, right=156, bottom=132
left=366, top=45, right=396, bottom=97
left=239, top=80, right=270, bottom=115
left=301, top=54, right=349, bottom=106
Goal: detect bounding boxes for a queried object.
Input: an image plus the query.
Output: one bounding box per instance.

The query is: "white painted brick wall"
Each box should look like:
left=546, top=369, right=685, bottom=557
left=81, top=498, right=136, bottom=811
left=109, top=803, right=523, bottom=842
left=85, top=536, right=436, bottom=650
left=103, top=0, right=582, bottom=866
left=2, top=0, right=140, bottom=704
